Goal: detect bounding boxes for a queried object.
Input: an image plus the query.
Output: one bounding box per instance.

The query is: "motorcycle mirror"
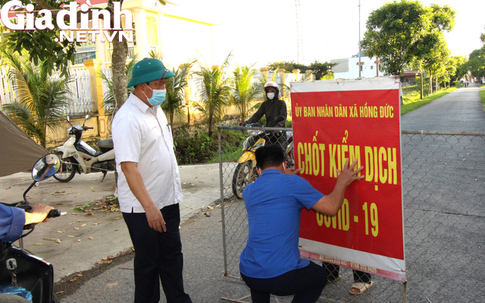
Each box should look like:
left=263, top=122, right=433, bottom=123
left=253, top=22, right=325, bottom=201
left=83, top=115, right=91, bottom=127
left=66, top=116, right=73, bottom=127
left=23, top=154, right=61, bottom=201
left=32, top=154, right=61, bottom=182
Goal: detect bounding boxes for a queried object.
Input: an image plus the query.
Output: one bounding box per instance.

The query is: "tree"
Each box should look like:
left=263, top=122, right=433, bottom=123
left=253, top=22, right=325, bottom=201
left=0, top=0, right=76, bottom=76
left=462, top=32, right=485, bottom=81
left=308, top=61, right=336, bottom=80
left=108, top=0, right=129, bottom=116
left=466, top=49, right=485, bottom=80
left=195, top=54, right=232, bottom=137
left=164, top=62, right=194, bottom=127
left=100, top=57, right=137, bottom=115
left=422, top=33, right=450, bottom=94
left=231, top=64, right=262, bottom=124
left=146, top=51, right=194, bottom=127
left=451, top=56, right=468, bottom=84
left=0, top=0, right=167, bottom=116
left=361, top=1, right=455, bottom=77
left=267, top=61, right=307, bottom=73
left=267, top=61, right=335, bottom=80
left=1, top=51, right=70, bottom=147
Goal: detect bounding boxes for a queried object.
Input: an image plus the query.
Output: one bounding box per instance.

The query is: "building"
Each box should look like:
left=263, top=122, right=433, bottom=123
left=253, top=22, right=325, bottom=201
left=331, top=54, right=382, bottom=79
left=0, top=0, right=220, bottom=141
left=69, top=0, right=218, bottom=68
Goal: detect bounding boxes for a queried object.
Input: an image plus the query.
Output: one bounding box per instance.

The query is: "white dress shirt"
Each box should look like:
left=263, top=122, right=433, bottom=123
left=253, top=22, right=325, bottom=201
left=112, top=93, right=183, bottom=213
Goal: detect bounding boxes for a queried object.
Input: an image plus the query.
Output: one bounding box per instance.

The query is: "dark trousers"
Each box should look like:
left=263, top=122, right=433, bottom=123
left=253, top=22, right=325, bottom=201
left=123, top=204, right=192, bottom=303
left=241, top=262, right=327, bottom=303
left=323, top=263, right=372, bottom=283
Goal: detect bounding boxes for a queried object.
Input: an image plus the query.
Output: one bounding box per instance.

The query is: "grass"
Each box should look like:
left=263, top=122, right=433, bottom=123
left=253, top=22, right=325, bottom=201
left=480, top=84, right=485, bottom=111
left=401, top=86, right=458, bottom=115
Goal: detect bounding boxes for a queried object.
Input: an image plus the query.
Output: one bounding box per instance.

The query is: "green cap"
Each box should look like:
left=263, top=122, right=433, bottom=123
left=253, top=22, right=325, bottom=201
left=127, top=58, right=175, bottom=88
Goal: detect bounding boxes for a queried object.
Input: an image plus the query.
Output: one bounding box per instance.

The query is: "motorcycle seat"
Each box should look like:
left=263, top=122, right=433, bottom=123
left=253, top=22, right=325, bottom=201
left=98, top=138, right=113, bottom=149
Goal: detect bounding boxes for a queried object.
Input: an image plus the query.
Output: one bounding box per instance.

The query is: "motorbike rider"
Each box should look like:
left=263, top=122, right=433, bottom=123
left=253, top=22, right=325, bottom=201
left=241, top=81, right=287, bottom=128
left=0, top=204, right=53, bottom=242
left=0, top=203, right=53, bottom=302
left=241, top=81, right=287, bottom=148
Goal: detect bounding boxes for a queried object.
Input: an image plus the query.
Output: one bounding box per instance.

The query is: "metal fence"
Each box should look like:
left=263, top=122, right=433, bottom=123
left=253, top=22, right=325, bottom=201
left=0, top=66, right=17, bottom=106
left=0, top=66, right=93, bottom=116
left=218, top=126, right=485, bottom=302
left=65, top=68, right=93, bottom=116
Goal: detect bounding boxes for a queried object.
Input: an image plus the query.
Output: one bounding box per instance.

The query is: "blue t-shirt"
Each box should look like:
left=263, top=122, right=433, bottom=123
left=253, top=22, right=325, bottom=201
left=239, top=169, right=324, bottom=279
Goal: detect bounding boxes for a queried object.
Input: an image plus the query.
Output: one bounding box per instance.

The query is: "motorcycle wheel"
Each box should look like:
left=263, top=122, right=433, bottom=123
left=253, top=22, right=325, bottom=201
left=53, top=157, right=76, bottom=182
left=232, top=161, right=257, bottom=199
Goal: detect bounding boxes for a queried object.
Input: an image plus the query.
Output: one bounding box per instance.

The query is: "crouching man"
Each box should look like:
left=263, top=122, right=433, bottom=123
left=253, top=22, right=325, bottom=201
left=239, top=144, right=364, bottom=303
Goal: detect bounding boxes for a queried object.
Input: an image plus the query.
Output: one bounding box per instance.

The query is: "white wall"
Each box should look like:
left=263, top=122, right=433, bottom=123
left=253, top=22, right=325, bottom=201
left=332, top=56, right=381, bottom=79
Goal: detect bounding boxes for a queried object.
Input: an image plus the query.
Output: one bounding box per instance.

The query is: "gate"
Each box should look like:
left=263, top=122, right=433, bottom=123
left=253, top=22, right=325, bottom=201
left=217, top=126, right=485, bottom=302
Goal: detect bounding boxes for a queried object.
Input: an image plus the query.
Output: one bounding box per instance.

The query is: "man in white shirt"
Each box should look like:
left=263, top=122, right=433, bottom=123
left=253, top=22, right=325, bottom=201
left=112, top=58, right=192, bottom=303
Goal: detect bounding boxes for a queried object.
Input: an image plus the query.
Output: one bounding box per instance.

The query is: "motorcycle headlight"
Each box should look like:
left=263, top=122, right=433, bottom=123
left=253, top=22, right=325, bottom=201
left=253, top=140, right=265, bottom=150
left=286, top=141, right=293, bottom=153
left=242, top=137, right=251, bottom=151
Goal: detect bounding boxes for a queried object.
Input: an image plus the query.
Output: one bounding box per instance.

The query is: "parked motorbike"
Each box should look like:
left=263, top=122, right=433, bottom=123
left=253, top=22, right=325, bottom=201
left=232, top=117, right=294, bottom=199
left=53, top=115, right=115, bottom=182
left=0, top=154, right=65, bottom=303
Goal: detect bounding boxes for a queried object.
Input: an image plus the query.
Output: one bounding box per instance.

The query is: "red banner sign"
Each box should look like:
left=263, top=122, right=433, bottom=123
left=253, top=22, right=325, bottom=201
left=291, top=77, right=406, bottom=282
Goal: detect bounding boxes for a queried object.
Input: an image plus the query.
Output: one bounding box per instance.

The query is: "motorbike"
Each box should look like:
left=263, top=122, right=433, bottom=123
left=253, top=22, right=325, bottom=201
left=0, top=154, right=65, bottom=303
left=232, top=117, right=294, bottom=199
left=53, top=115, right=115, bottom=182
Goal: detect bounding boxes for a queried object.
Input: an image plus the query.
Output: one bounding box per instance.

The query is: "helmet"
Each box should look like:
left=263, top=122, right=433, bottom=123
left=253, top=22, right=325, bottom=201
left=127, top=58, right=175, bottom=88
left=264, top=81, right=279, bottom=92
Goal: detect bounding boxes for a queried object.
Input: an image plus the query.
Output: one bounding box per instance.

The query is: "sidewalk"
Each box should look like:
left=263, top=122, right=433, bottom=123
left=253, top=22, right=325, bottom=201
left=0, top=163, right=220, bottom=282
left=59, top=200, right=316, bottom=303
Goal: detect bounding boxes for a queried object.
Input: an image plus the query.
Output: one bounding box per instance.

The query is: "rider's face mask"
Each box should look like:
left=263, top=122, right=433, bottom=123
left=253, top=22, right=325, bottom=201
left=267, top=92, right=275, bottom=100
left=144, top=84, right=167, bottom=106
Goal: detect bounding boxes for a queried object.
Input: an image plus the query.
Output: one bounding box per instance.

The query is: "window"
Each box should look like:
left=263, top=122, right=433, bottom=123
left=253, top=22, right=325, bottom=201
left=74, top=51, right=96, bottom=65
left=74, top=40, right=97, bottom=65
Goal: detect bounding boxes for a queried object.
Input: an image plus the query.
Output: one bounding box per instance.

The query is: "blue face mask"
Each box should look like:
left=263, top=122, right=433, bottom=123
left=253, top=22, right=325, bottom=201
left=145, top=84, right=166, bottom=106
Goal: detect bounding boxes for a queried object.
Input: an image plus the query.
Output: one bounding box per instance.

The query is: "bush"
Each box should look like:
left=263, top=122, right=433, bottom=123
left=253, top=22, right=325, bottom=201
left=173, top=125, right=247, bottom=165
left=173, top=126, right=215, bottom=164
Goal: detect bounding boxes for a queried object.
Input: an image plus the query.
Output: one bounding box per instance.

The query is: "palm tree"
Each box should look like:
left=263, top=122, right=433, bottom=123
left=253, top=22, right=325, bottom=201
left=231, top=64, right=262, bottom=124
left=195, top=54, right=232, bottom=137
left=100, top=58, right=137, bottom=116
left=164, top=61, right=194, bottom=127
left=1, top=51, right=70, bottom=147
left=147, top=52, right=194, bottom=127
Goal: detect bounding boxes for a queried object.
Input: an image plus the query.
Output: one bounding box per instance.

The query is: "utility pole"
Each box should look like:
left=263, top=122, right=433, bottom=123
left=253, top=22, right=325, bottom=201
left=358, top=0, right=362, bottom=78
left=295, top=0, right=303, bottom=63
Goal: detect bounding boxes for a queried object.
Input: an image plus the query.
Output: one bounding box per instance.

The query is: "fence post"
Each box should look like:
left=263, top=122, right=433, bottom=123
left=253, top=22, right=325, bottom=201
left=184, top=68, right=192, bottom=125
left=279, top=68, right=286, bottom=99
left=83, top=59, right=108, bottom=139
left=292, top=69, right=300, bottom=81
left=305, top=70, right=313, bottom=81
left=260, top=67, right=269, bottom=81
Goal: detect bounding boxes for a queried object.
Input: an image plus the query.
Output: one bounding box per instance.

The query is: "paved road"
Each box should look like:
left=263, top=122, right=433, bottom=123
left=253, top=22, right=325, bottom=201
left=0, top=163, right=221, bottom=283
left=398, top=83, right=485, bottom=303
left=401, top=83, right=485, bottom=133
left=56, top=84, right=485, bottom=303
